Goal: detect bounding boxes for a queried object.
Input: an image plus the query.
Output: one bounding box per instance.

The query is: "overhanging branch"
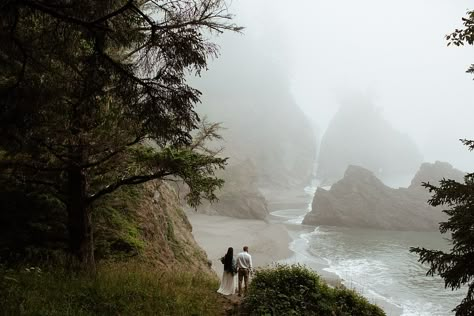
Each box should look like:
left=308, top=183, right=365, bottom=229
left=88, top=170, right=173, bottom=204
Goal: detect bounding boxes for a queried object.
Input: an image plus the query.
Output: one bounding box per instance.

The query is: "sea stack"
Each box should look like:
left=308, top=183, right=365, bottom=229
left=303, top=162, right=465, bottom=231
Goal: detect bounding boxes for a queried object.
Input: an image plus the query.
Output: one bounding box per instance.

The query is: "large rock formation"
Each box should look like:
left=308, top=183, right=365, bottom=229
left=316, top=100, right=422, bottom=185
left=303, top=162, right=465, bottom=231
left=191, top=33, right=317, bottom=219
left=409, top=161, right=465, bottom=191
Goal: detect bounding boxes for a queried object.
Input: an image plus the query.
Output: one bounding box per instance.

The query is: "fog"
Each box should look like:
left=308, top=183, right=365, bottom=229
left=192, top=23, right=317, bottom=191
left=203, top=0, right=474, bottom=173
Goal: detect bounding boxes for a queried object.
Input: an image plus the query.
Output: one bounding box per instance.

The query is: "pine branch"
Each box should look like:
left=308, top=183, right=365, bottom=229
left=88, top=170, right=172, bottom=204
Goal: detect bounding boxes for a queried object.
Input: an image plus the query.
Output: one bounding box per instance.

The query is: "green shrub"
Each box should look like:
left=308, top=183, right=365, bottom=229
left=241, top=264, right=385, bottom=316
left=242, top=264, right=333, bottom=315
left=0, top=263, right=221, bottom=316
left=333, top=287, right=386, bottom=316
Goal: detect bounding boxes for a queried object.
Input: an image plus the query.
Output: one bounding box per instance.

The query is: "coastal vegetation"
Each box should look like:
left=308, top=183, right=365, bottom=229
left=241, top=264, right=385, bottom=316
left=0, top=262, right=386, bottom=316
left=0, top=166, right=226, bottom=315
left=0, top=0, right=239, bottom=271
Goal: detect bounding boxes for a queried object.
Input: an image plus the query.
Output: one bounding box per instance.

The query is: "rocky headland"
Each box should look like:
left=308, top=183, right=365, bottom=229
left=303, top=162, right=465, bottom=231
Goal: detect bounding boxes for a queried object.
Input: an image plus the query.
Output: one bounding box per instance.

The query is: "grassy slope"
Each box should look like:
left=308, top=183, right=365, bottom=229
left=0, top=180, right=223, bottom=315
left=0, top=263, right=224, bottom=316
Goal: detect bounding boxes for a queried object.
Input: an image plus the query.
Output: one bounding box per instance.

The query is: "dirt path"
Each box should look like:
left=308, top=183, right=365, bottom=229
left=217, top=293, right=243, bottom=315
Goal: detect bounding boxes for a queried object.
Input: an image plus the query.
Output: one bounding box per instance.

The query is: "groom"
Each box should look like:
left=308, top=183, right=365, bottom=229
left=236, top=246, right=253, bottom=296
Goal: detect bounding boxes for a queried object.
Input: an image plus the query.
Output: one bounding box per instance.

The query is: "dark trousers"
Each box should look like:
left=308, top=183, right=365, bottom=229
left=238, top=268, right=249, bottom=295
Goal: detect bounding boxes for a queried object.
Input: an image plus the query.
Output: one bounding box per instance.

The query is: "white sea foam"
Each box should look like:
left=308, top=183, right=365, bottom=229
left=323, top=261, right=402, bottom=314
left=287, top=217, right=303, bottom=224
left=304, top=227, right=463, bottom=316
left=399, top=300, right=446, bottom=316
left=271, top=209, right=305, bottom=219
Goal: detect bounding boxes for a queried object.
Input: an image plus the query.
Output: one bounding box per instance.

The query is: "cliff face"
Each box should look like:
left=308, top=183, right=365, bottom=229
left=303, top=162, right=465, bottom=231
left=316, top=102, right=422, bottom=185
left=132, top=181, right=212, bottom=271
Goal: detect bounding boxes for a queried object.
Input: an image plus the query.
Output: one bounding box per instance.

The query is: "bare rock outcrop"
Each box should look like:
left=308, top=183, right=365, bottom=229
left=303, top=162, right=465, bottom=231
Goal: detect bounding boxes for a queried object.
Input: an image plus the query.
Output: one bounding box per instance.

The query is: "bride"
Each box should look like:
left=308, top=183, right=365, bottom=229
left=217, top=247, right=236, bottom=295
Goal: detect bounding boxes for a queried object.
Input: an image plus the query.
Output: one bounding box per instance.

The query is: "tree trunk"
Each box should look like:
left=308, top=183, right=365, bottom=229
left=67, top=165, right=95, bottom=272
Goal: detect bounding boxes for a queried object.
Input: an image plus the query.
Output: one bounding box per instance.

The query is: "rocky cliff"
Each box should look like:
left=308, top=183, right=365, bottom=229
left=316, top=101, right=422, bottom=185
left=131, top=181, right=212, bottom=271
left=303, top=162, right=465, bottom=231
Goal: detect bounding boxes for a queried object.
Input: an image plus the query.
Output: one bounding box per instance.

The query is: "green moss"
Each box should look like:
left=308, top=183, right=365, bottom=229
left=108, top=207, right=144, bottom=249
left=163, top=209, right=187, bottom=262
left=93, top=186, right=146, bottom=259
left=165, top=216, right=175, bottom=242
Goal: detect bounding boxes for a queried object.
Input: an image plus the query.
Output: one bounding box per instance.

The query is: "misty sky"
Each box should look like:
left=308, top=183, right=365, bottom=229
left=205, top=0, right=474, bottom=171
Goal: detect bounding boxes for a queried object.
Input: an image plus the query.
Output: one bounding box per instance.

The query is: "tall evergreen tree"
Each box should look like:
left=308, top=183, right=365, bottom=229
left=411, top=10, right=474, bottom=315
left=0, top=0, right=241, bottom=270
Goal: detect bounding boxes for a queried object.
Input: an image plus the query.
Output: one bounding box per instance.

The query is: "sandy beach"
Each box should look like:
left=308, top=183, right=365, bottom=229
left=187, top=212, right=292, bottom=277
left=187, top=210, right=403, bottom=316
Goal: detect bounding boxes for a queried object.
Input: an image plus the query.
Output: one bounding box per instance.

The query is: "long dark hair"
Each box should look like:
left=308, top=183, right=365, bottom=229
left=224, top=247, right=233, bottom=272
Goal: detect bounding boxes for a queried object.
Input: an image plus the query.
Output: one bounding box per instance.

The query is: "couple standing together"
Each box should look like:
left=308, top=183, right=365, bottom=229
left=217, top=246, right=253, bottom=296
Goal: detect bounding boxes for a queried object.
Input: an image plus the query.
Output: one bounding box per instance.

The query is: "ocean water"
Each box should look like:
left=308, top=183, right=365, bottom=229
left=271, top=184, right=467, bottom=316
left=302, top=226, right=466, bottom=315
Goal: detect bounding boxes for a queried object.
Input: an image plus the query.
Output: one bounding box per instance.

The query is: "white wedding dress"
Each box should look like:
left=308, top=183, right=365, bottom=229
left=217, top=271, right=235, bottom=295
